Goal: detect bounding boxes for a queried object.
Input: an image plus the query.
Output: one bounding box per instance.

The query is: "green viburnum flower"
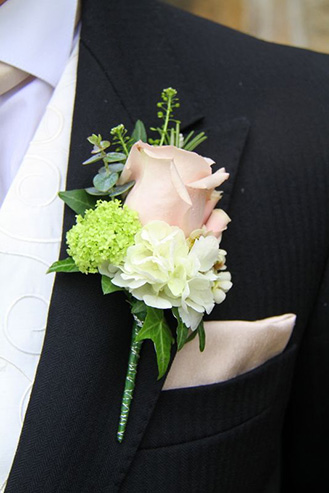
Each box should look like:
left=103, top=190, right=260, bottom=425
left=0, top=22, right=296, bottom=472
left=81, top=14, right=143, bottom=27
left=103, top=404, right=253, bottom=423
left=66, top=200, right=141, bottom=274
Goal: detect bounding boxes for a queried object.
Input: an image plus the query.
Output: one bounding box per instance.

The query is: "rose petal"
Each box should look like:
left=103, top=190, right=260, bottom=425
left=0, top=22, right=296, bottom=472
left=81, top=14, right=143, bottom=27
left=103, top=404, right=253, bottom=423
left=123, top=149, right=192, bottom=229
left=205, top=209, right=231, bottom=238
left=204, top=157, right=215, bottom=165
left=187, top=167, right=229, bottom=190
left=203, top=190, right=222, bottom=224
left=119, top=142, right=230, bottom=236
left=142, top=143, right=211, bottom=183
left=118, top=141, right=144, bottom=184
left=170, top=162, right=192, bottom=206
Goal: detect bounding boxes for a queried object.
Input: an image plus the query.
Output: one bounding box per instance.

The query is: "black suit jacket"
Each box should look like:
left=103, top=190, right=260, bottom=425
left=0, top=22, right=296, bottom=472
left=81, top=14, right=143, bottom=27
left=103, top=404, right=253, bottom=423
left=5, top=0, right=329, bottom=491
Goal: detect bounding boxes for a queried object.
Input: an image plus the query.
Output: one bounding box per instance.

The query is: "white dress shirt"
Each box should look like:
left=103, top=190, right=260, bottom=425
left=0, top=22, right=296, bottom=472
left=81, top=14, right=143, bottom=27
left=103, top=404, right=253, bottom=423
left=0, top=0, right=79, bottom=489
left=0, top=0, right=79, bottom=204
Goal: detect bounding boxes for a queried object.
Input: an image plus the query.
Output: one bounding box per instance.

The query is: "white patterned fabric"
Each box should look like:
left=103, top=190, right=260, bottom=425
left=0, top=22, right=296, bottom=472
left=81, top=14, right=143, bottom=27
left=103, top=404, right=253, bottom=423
left=0, top=42, right=79, bottom=492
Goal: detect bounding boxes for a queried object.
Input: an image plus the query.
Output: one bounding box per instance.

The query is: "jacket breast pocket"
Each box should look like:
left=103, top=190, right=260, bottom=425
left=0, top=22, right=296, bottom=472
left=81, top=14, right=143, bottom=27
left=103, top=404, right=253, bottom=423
left=141, top=343, right=297, bottom=448
left=121, top=344, right=298, bottom=493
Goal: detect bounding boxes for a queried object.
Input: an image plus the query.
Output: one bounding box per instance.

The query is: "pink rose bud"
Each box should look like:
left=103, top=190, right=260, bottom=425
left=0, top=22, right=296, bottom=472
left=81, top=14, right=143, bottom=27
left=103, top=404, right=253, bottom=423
left=119, top=141, right=229, bottom=236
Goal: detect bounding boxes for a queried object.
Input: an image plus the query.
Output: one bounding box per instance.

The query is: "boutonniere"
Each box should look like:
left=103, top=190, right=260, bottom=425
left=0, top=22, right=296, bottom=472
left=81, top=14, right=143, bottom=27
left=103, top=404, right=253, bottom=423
left=49, top=88, right=232, bottom=442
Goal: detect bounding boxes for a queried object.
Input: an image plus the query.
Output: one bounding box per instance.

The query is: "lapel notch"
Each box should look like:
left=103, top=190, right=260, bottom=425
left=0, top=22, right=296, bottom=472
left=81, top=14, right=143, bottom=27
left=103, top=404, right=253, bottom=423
left=201, top=117, right=251, bottom=212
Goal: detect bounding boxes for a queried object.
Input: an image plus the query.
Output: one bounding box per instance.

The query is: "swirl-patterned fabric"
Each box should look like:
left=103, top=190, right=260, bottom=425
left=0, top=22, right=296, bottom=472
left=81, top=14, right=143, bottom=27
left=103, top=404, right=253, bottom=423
left=0, top=43, right=79, bottom=491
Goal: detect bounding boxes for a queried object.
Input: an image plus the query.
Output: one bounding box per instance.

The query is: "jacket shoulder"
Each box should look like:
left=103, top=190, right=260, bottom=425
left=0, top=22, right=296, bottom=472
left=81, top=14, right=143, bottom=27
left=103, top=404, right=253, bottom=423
left=157, top=1, right=329, bottom=96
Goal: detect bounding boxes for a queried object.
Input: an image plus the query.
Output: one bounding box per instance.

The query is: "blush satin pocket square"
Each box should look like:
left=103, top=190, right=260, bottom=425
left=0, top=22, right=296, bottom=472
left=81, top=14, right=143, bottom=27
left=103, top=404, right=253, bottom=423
left=163, top=313, right=296, bottom=390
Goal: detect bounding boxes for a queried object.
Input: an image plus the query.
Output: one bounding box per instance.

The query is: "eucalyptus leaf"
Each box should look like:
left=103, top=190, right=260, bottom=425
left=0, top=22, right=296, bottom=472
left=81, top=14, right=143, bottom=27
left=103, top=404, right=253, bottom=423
left=85, top=187, right=107, bottom=196
left=58, top=189, right=98, bottom=216
left=131, top=120, right=147, bottom=143
left=99, top=140, right=111, bottom=150
left=87, top=134, right=102, bottom=146
left=93, top=172, right=119, bottom=192
left=172, top=308, right=189, bottom=351
left=108, top=162, right=125, bottom=172
left=98, top=164, right=124, bottom=175
left=136, top=307, right=174, bottom=379
left=105, top=152, right=126, bottom=163
left=108, top=181, right=135, bottom=197
left=97, top=166, right=108, bottom=175
left=82, top=153, right=104, bottom=165
left=101, top=275, right=123, bottom=295
left=47, top=257, right=79, bottom=274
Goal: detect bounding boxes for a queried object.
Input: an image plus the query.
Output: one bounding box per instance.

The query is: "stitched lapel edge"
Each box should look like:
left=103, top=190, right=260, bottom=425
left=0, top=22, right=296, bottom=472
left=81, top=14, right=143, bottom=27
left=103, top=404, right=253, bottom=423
left=204, top=117, right=251, bottom=212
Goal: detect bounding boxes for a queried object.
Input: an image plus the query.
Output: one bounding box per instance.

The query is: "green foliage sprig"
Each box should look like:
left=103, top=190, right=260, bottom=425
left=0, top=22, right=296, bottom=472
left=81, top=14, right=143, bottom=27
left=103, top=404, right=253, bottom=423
left=149, top=87, right=207, bottom=150
left=110, top=124, right=131, bottom=156
left=149, top=87, right=180, bottom=146
left=75, top=87, right=207, bottom=207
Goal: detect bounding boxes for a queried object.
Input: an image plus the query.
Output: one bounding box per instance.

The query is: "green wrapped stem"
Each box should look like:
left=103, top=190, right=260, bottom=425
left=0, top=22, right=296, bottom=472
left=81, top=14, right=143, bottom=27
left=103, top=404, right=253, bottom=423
left=117, top=316, right=143, bottom=443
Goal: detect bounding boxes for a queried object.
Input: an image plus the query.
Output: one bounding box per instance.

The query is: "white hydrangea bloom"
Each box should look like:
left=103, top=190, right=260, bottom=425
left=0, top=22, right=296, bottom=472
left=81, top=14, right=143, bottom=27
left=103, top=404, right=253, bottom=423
left=110, top=220, right=232, bottom=330
left=212, top=271, right=233, bottom=304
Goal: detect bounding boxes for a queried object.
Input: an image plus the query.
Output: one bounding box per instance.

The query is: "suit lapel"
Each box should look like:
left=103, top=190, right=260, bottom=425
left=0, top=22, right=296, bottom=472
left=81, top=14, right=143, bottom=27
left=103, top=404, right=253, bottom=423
left=6, top=1, right=250, bottom=491
left=80, top=0, right=204, bottom=130
left=199, top=118, right=250, bottom=212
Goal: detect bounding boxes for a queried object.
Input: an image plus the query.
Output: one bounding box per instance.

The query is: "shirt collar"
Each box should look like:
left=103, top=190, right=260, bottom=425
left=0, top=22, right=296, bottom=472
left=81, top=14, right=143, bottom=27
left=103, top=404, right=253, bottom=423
left=0, top=0, right=79, bottom=87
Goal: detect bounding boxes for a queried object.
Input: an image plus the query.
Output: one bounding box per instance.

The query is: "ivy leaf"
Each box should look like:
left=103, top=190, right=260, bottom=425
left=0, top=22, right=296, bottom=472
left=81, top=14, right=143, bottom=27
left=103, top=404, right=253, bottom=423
left=47, top=257, right=79, bottom=274
left=197, top=319, right=206, bottom=352
left=101, top=275, right=123, bottom=295
left=136, top=307, right=174, bottom=379
left=58, top=189, right=98, bottom=216
left=131, top=300, right=147, bottom=322
left=108, top=181, right=135, bottom=197
left=131, top=300, right=147, bottom=315
left=93, top=172, right=119, bottom=193
left=172, top=308, right=189, bottom=351
left=131, top=120, right=147, bottom=143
